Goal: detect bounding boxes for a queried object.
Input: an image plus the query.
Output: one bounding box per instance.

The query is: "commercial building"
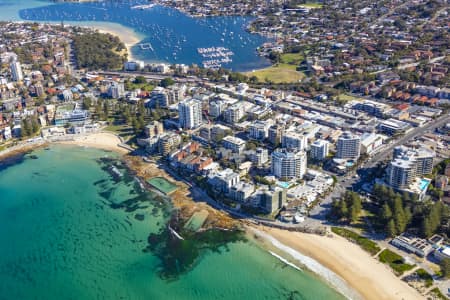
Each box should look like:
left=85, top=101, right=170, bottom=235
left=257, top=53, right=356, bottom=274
left=178, top=98, right=202, bottom=129
left=378, top=118, right=410, bottom=136
left=360, top=133, right=383, bottom=155
left=434, top=246, right=450, bottom=262
left=271, top=148, right=307, bottom=180
left=222, top=135, right=246, bottom=154
left=54, top=104, right=88, bottom=126
left=310, top=139, right=329, bottom=160
left=352, top=100, right=391, bottom=117
left=391, top=234, right=433, bottom=257
left=336, top=131, right=361, bottom=160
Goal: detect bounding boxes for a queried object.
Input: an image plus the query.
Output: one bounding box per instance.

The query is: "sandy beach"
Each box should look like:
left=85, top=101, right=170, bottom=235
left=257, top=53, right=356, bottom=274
left=251, top=225, right=424, bottom=300
left=55, top=132, right=130, bottom=155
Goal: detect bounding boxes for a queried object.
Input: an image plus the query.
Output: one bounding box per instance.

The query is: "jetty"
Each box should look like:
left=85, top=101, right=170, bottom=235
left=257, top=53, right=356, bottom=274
left=139, top=43, right=154, bottom=51
left=131, top=4, right=156, bottom=10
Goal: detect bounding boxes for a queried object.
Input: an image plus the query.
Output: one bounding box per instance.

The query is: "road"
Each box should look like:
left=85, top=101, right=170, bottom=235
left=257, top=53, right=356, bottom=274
left=98, top=71, right=202, bottom=83
left=365, top=113, right=450, bottom=169
left=305, top=113, right=450, bottom=226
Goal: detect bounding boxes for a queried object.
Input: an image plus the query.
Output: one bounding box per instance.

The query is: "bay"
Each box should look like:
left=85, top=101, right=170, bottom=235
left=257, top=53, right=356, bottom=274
left=0, top=145, right=345, bottom=299
left=0, top=0, right=272, bottom=71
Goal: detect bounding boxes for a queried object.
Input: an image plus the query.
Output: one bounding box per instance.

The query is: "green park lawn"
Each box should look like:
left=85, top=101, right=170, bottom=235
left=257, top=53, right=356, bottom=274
left=244, top=53, right=305, bottom=83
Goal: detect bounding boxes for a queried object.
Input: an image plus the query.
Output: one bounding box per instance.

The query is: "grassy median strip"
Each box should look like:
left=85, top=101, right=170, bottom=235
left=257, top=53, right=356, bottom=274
left=429, top=287, right=447, bottom=300
left=378, top=249, right=415, bottom=275
left=416, top=268, right=433, bottom=287
left=331, top=227, right=381, bottom=255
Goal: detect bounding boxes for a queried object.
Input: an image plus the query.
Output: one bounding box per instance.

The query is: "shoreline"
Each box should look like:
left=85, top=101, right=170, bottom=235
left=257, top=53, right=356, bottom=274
left=53, top=131, right=130, bottom=155
left=250, top=225, right=424, bottom=300
left=0, top=133, right=425, bottom=300
left=64, top=21, right=144, bottom=62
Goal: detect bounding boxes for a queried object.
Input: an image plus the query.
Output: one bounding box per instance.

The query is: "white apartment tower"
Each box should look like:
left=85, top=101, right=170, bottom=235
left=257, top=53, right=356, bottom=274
left=178, top=98, right=202, bottom=129
left=10, top=60, right=23, bottom=82
left=336, top=131, right=361, bottom=159
left=271, top=148, right=307, bottom=180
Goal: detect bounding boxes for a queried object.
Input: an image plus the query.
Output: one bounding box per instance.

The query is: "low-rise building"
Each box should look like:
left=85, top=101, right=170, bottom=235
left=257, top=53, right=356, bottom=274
left=249, top=147, right=269, bottom=167
left=378, top=118, right=410, bottom=136
left=391, top=234, right=433, bottom=257
left=248, top=120, right=273, bottom=141
left=208, top=168, right=240, bottom=193
left=158, top=132, right=182, bottom=155
left=54, top=104, right=88, bottom=126
left=222, top=135, right=246, bottom=154
left=360, top=133, right=384, bottom=155
left=282, top=130, right=308, bottom=150
left=229, top=182, right=255, bottom=203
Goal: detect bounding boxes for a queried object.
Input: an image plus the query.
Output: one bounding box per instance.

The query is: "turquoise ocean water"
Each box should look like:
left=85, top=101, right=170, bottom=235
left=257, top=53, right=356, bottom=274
left=0, top=146, right=346, bottom=299
left=0, top=0, right=271, bottom=71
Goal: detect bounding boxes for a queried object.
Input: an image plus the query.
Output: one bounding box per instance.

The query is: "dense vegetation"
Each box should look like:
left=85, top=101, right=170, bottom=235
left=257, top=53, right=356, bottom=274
left=415, top=268, right=433, bottom=287
left=72, top=32, right=127, bottom=70
left=20, top=115, right=40, bottom=138
left=331, top=227, right=381, bottom=255
left=329, top=191, right=362, bottom=223
left=372, top=184, right=450, bottom=238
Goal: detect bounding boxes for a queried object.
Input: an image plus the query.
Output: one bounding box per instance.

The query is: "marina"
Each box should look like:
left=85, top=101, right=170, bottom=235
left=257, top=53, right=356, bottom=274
left=197, top=46, right=234, bottom=69
left=15, top=0, right=271, bottom=71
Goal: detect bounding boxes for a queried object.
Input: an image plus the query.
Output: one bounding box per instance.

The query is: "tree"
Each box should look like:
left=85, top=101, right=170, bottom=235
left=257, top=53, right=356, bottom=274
left=421, top=217, right=433, bottom=238
left=31, top=116, right=40, bottom=134
left=440, top=258, right=450, bottom=278
left=339, top=200, right=348, bottom=220
left=381, top=203, right=392, bottom=222
left=350, top=205, right=359, bottom=223
left=83, top=97, right=92, bottom=110
left=160, top=78, right=174, bottom=88
left=21, top=119, right=30, bottom=137
left=387, top=219, right=397, bottom=237
left=134, top=76, right=146, bottom=84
